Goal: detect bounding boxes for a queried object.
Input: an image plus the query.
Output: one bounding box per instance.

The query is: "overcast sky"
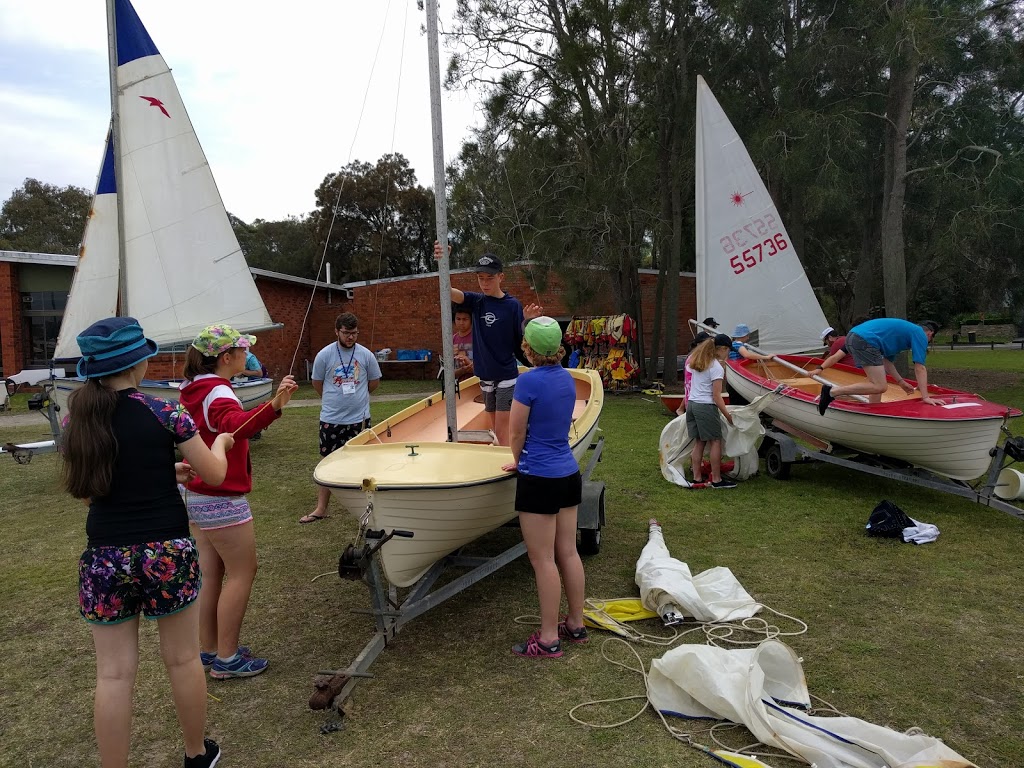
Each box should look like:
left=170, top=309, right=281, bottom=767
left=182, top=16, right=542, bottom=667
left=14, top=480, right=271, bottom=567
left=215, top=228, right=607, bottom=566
left=0, top=0, right=481, bottom=223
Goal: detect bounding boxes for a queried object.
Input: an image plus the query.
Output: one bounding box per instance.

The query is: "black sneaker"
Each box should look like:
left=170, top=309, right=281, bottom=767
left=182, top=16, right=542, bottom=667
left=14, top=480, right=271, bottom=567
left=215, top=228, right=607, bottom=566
left=558, top=619, right=589, bottom=644
left=711, top=478, right=737, bottom=489
left=817, top=384, right=835, bottom=416
left=184, top=738, right=221, bottom=768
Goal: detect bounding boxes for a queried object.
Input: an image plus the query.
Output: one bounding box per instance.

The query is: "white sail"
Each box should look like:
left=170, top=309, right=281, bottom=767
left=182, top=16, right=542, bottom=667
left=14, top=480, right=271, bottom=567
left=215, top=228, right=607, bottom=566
left=55, top=0, right=274, bottom=358
left=695, top=75, right=827, bottom=353
left=53, top=133, right=120, bottom=360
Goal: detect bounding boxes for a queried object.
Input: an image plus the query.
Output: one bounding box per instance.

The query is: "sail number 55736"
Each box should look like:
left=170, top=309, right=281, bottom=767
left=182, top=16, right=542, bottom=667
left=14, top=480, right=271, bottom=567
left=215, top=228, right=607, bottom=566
left=728, top=233, right=788, bottom=274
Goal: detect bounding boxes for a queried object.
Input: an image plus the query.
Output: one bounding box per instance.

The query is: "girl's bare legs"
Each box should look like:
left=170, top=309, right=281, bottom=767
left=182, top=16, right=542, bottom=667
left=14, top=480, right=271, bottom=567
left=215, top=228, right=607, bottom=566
left=709, top=439, right=724, bottom=483
left=690, top=439, right=707, bottom=482
left=156, top=603, right=208, bottom=758
left=518, top=511, right=560, bottom=644
left=191, top=524, right=224, bottom=655
left=91, top=618, right=140, bottom=768
left=553, top=505, right=585, bottom=630
left=202, top=520, right=258, bottom=658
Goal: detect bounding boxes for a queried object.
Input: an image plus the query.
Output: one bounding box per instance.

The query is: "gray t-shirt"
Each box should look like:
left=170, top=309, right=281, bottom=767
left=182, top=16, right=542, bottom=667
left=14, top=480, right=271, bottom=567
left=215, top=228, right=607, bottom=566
left=312, top=342, right=382, bottom=425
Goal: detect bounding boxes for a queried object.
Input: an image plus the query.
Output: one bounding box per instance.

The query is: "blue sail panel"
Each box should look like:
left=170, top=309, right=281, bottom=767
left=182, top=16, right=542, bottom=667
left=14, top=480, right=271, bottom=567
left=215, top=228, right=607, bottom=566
left=97, top=132, right=116, bottom=195
left=115, top=0, right=160, bottom=65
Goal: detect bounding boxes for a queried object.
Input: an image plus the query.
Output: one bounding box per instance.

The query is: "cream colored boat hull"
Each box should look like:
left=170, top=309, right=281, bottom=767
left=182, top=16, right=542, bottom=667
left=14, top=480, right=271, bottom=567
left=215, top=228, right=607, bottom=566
left=315, top=369, right=603, bottom=587
left=53, top=376, right=273, bottom=414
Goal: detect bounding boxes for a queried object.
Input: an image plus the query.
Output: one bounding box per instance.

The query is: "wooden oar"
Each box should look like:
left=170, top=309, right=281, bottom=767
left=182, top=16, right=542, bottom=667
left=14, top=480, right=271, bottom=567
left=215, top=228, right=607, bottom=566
left=690, top=320, right=869, bottom=404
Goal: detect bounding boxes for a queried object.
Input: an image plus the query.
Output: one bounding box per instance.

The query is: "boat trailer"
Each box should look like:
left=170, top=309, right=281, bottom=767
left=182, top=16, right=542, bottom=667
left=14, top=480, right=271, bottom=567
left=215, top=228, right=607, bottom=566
left=0, top=373, right=62, bottom=464
left=759, top=419, right=1024, bottom=522
left=310, top=436, right=606, bottom=732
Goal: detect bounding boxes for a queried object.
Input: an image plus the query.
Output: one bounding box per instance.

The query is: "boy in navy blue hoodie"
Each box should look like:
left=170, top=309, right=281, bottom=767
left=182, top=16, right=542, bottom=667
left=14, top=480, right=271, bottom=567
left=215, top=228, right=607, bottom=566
left=434, top=243, right=541, bottom=444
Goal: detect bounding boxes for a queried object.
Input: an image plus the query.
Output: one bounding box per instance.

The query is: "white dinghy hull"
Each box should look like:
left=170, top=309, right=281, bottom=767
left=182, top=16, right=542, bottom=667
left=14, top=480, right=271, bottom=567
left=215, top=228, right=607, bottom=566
left=315, top=369, right=603, bottom=588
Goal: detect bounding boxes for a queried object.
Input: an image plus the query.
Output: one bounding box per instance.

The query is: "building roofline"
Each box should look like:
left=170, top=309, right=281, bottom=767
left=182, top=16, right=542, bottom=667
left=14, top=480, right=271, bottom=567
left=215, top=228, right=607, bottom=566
left=342, top=261, right=696, bottom=289
left=249, top=267, right=352, bottom=297
left=0, top=250, right=77, bottom=267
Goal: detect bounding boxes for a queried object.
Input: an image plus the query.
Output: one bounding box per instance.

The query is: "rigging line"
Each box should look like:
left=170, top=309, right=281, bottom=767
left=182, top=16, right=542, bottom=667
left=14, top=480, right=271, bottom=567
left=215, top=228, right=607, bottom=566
left=369, top=0, right=411, bottom=352
left=288, top=0, right=397, bottom=376
left=503, top=164, right=544, bottom=309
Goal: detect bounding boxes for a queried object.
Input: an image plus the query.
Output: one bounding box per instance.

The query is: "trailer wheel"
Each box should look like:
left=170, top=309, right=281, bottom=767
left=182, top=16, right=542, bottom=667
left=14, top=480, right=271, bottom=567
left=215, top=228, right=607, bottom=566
left=578, top=527, right=601, bottom=556
left=765, top=443, right=790, bottom=480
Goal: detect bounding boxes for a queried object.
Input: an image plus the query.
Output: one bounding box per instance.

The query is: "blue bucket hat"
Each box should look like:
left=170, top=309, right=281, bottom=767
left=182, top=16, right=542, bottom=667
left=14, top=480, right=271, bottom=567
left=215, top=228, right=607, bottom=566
left=76, top=317, right=159, bottom=378
left=732, top=323, right=751, bottom=338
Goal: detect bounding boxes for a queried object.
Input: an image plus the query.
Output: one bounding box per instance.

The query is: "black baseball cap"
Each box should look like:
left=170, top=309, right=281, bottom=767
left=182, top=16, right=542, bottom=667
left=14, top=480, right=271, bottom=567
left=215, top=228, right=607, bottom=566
left=713, top=333, right=733, bottom=348
left=702, top=317, right=720, bottom=329
left=475, top=253, right=503, bottom=274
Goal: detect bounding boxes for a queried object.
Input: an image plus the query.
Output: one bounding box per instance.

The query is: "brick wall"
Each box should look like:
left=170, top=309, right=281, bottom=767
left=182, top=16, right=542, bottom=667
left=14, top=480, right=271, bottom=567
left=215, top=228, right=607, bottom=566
left=0, top=260, right=697, bottom=382
left=0, top=262, right=23, bottom=377
left=142, top=278, right=348, bottom=382
left=342, top=265, right=697, bottom=361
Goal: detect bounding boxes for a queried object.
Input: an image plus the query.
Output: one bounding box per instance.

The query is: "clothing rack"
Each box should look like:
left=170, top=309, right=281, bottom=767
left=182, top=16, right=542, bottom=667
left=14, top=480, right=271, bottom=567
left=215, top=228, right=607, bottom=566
left=563, top=314, right=640, bottom=392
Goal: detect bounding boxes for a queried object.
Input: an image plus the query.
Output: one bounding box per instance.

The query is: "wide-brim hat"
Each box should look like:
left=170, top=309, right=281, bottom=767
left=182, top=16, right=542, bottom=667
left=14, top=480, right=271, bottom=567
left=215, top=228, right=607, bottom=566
left=475, top=253, right=503, bottom=274
left=76, top=317, right=159, bottom=378
left=524, top=316, right=563, bottom=355
left=732, top=323, right=751, bottom=338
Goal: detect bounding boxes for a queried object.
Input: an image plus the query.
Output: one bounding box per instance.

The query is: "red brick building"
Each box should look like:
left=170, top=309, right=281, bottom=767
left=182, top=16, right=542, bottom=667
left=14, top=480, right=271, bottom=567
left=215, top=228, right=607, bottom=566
left=1, top=250, right=697, bottom=382
left=0, top=251, right=351, bottom=382
left=342, top=262, right=697, bottom=372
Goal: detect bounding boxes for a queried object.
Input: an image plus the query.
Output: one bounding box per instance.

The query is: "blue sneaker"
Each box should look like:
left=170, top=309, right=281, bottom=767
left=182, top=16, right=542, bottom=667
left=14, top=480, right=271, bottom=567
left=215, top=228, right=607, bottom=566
left=209, top=653, right=268, bottom=679
left=201, top=646, right=251, bottom=671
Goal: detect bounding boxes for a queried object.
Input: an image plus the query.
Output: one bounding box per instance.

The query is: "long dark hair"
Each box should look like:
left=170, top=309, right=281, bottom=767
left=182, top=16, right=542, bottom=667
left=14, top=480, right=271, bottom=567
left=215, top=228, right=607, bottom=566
left=183, top=347, right=219, bottom=379
left=61, top=378, right=119, bottom=499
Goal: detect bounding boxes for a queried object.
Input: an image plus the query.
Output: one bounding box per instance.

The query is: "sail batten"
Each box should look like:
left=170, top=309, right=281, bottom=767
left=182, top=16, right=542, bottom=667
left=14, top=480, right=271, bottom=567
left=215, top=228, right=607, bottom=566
left=695, top=76, right=828, bottom=353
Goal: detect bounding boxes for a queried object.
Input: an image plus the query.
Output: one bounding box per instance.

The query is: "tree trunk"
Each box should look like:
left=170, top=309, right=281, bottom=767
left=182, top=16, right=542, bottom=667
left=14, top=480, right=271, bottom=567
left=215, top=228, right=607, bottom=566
left=879, top=1, right=919, bottom=371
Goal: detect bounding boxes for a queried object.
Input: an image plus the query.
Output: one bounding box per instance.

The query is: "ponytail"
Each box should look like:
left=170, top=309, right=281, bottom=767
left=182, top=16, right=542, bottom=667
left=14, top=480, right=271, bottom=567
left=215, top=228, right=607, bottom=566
left=61, top=379, right=119, bottom=499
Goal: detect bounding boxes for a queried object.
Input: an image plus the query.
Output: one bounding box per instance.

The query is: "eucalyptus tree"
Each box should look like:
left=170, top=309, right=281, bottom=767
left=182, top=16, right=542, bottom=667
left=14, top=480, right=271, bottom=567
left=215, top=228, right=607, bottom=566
left=448, top=0, right=662, bottom=372
left=311, top=153, right=435, bottom=281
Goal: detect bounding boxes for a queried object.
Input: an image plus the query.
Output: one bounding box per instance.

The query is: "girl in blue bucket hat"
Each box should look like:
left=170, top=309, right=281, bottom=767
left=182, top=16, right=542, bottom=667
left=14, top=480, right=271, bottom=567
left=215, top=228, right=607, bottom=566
left=61, top=316, right=235, bottom=768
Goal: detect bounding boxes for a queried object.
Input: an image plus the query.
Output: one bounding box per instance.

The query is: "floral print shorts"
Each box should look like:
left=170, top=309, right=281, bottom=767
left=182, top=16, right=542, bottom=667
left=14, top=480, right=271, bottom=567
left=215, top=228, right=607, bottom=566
left=79, top=537, right=201, bottom=624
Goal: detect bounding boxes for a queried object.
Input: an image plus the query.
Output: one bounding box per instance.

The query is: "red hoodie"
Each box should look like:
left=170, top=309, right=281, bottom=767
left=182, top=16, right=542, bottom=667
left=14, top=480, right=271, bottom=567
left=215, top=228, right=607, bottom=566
left=179, top=374, right=281, bottom=496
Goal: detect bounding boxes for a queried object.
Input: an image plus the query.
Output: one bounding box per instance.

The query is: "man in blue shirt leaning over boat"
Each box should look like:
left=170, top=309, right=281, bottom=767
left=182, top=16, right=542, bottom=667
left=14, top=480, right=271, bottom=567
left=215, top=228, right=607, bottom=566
left=817, top=318, right=944, bottom=414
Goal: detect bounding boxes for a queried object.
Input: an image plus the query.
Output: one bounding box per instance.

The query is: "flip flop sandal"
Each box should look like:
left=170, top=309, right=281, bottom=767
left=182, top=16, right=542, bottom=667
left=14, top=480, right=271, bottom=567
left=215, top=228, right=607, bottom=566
left=299, top=513, right=329, bottom=524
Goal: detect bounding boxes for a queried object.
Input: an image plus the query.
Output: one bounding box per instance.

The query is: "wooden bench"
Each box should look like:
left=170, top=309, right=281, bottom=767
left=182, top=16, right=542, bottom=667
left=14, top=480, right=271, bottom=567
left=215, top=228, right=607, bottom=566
left=377, top=358, right=436, bottom=380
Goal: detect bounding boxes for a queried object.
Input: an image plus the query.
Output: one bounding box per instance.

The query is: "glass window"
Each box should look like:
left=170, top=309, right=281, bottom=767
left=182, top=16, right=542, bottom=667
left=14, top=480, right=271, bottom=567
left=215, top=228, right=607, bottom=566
left=21, top=291, right=68, bottom=367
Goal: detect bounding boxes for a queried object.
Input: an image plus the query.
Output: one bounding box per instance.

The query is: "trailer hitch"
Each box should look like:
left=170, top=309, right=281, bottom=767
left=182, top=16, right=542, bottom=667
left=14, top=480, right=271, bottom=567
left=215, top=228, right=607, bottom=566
left=338, top=529, right=415, bottom=579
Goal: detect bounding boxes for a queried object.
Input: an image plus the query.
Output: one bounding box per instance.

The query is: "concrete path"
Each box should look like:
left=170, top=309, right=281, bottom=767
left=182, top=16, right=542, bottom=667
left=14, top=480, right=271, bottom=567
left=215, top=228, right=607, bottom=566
left=0, top=391, right=436, bottom=429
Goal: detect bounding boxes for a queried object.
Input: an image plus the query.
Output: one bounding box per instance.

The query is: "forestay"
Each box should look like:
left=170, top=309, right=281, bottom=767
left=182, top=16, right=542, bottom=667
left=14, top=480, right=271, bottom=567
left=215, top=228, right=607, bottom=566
left=695, top=75, right=828, bottom=353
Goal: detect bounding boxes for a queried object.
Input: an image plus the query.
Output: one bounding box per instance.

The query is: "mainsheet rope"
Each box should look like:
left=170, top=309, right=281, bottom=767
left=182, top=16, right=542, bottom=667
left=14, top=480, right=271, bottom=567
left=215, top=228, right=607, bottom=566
left=226, top=2, right=408, bottom=440
left=287, top=0, right=403, bottom=378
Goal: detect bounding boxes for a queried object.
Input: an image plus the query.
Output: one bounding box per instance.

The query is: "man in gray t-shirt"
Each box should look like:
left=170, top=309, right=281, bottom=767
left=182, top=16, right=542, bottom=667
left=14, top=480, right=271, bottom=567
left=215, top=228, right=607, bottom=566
left=300, top=312, right=382, bottom=524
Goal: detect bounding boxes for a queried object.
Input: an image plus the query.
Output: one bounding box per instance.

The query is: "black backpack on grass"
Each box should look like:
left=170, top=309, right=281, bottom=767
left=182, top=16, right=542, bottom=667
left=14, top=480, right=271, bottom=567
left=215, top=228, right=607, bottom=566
left=865, top=500, right=914, bottom=538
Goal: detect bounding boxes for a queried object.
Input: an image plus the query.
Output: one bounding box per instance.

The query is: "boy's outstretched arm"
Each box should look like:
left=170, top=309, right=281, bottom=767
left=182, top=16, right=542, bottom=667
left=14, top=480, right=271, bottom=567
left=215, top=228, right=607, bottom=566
left=433, top=240, right=465, bottom=303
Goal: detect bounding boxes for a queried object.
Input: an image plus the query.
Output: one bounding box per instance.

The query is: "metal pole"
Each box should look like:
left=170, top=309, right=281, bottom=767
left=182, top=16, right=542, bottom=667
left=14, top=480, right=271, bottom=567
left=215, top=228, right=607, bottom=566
left=106, top=0, right=129, bottom=315
left=424, top=0, right=458, bottom=440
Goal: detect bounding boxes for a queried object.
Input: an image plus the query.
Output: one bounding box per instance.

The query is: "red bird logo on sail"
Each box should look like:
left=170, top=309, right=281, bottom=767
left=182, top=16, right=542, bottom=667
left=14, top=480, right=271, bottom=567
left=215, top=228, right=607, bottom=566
left=140, top=96, right=170, bottom=118
left=730, top=191, right=752, bottom=206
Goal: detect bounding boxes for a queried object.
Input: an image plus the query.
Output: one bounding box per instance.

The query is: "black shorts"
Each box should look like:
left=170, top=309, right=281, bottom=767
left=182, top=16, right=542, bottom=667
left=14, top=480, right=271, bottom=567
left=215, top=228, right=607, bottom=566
left=319, top=419, right=371, bottom=457
left=515, top=471, right=583, bottom=515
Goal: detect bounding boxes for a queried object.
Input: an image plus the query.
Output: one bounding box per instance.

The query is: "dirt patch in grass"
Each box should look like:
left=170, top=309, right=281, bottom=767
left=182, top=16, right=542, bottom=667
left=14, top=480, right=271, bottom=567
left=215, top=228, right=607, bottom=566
left=927, top=368, right=1020, bottom=394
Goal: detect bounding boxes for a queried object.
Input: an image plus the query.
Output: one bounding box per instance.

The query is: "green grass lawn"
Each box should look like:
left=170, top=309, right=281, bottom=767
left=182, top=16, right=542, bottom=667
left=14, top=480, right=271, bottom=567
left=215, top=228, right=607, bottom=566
left=2, top=361, right=1023, bottom=767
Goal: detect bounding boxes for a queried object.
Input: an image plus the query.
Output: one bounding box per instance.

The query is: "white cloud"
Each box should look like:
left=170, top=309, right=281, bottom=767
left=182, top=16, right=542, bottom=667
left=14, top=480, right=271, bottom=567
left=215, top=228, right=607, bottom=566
left=0, top=0, right=482, bottom=221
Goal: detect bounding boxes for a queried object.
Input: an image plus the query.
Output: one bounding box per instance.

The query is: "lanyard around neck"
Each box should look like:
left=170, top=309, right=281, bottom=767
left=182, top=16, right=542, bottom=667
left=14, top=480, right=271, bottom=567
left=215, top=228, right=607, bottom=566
left=337, top=342, right=357, bottom=377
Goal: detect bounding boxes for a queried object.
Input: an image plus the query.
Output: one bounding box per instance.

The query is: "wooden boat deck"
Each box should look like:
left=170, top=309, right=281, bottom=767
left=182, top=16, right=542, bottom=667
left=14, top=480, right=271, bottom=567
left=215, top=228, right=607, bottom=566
left=746, top=360, right=918, bottom=402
